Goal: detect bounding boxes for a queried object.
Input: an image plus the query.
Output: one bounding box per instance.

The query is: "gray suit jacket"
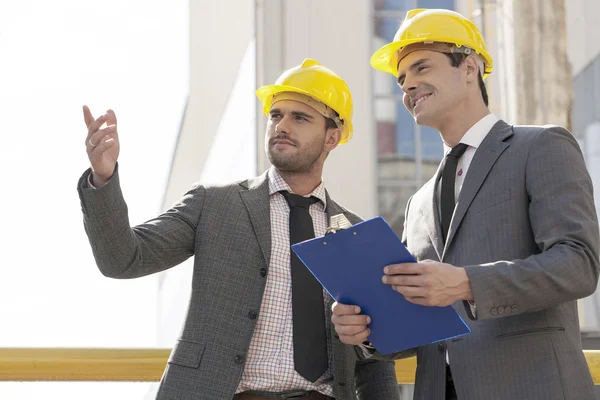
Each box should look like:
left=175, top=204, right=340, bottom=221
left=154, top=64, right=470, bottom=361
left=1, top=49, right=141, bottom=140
left=77, top=169, right=400, bottom=400
left=394, top=121, right=600, bottom=400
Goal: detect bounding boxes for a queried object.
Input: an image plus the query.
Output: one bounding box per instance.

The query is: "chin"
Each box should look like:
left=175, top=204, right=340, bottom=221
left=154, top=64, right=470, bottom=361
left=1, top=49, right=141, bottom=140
left=414, top=112, right=437, bottom=129
left=269, top=153, right=296, bottom=171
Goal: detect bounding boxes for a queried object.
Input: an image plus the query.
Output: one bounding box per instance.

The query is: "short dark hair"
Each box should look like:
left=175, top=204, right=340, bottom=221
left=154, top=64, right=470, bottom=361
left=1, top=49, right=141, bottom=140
left=444, top=53, right=489, bottom=107
left=325, top=110, right=341, bottom=131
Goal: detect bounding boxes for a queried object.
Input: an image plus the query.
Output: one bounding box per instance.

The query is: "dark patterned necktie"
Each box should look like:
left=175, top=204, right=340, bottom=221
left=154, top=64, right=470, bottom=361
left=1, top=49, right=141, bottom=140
left=440, top=143, right=469, bottom=243
left=280, top=191, right=327, bottom=382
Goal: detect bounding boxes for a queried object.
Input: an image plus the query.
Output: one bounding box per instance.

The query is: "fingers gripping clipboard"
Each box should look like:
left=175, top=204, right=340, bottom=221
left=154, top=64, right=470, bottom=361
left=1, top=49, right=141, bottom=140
left=291, top=216, right=470, bottom=354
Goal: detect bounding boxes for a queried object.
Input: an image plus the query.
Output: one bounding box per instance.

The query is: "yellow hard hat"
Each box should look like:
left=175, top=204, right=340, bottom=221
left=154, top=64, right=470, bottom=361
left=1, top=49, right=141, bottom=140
left=370, top=8, right=493, bottom=79
left=256, top=58, right=354, bottom=144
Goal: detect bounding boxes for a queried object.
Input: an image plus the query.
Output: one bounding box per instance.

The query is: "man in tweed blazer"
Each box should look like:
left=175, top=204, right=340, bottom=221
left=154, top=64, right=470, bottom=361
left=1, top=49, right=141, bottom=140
left=332, top=9, right=600, bottom=400
left=77, top=59, right=400, bottom=400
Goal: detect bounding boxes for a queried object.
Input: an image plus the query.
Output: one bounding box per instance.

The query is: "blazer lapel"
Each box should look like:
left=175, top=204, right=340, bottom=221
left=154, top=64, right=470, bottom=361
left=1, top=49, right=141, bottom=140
left=239, top=171, right=272, bottom=267
left=442, top=120, right=513, bottom=258
left=421, top=164, right=445, bottom=261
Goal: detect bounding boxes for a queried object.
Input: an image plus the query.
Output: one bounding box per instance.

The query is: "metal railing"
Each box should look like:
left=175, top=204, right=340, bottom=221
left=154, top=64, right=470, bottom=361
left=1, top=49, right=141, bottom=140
left=2, top=348, right=600, bottom=384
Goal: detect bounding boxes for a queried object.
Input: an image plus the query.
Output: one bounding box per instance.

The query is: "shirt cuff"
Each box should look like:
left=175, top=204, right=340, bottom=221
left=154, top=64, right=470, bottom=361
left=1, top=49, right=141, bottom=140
left=357, top=342, right=375, bottom=359
left=468, top=300, right=477, bottom=318
left=87, top=174, right=97, bottom=189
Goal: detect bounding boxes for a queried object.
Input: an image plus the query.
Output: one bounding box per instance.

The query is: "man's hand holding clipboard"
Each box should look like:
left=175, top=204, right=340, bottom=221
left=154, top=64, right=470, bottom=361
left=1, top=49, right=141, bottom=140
left=291, top=216, right=471, bottom=355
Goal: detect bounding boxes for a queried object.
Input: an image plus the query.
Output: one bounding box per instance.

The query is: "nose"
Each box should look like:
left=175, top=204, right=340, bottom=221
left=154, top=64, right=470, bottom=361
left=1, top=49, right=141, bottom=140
left=275, top=114, right=292, bottom=135
left=401, top=75, right=418, bottom=95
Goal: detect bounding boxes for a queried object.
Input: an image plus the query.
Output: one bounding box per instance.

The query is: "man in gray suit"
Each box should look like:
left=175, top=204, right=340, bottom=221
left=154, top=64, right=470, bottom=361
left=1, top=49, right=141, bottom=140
left=78, top=58, right=400, bottom=400
left=331, top=8, right=600, bottom=400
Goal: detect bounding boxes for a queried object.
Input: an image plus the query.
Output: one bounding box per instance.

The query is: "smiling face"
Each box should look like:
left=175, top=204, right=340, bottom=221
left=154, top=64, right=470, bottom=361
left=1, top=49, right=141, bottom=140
left=265, top=99, right=341, bottom=174
left=397, top=49, right=473, bottom=130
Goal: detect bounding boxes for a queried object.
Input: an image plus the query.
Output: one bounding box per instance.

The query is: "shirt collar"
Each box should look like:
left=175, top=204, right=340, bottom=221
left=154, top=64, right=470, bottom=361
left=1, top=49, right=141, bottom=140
left=267, top=166, right=327, bottom=209
left=443, top=113, right=499, bottom=154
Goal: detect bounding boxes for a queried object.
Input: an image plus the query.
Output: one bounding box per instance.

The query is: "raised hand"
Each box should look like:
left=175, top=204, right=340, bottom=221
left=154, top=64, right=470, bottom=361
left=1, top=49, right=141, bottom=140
left=83, top=105, right=120, bottom=187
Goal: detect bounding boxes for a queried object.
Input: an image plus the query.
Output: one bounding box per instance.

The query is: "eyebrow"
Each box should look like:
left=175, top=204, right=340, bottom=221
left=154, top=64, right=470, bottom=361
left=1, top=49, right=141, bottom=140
left=270, top=108, right=315, bottom=120
left=397, top=58, right=431, bottom=85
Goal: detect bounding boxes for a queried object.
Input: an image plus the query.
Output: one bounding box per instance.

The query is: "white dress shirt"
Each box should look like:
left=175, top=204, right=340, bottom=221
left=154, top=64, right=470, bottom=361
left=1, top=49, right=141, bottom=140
left=437, top=113, right=499, bottom=364
left=437, top=113, right=500, bottom=207
left=236, top=167, right=334, bottom=396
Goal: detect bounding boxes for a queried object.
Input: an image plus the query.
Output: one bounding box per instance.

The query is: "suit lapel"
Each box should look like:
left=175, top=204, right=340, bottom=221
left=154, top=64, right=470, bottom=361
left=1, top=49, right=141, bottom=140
left=442, top=120, right=513, bottom=258
left=421, top=164, right=445, bottom=260
left=239, top=171, right=272, bottom=267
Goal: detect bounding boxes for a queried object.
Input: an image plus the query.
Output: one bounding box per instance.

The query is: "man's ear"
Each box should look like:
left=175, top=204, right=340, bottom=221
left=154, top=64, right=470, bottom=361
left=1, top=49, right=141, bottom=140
left=464, top=55, right=480, bottom=82
left=325, top=127, right=342, bottom=152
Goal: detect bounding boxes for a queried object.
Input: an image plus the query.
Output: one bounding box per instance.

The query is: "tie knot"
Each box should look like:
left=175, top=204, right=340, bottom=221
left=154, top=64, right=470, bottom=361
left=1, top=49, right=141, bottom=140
left=279, top=191, right=319, bottom=209
left=448, top=143, right=468, bottom=158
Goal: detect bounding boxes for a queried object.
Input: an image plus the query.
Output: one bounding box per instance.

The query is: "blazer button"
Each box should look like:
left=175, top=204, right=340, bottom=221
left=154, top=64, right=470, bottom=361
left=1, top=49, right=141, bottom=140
left=259, top=268, right=267, bottom=277
left=247, top=310, right=257, bottom=320
left=504, top=306, right=512, bottom=314
left=437, top=343, right=445, bottom=352
left=491, top=307, right=498, bottom=316
left=511, top=305, right=519, bottom=313
left=497, top=307, right=505, bottom=315
left=234, top=355, right=245, bottom=365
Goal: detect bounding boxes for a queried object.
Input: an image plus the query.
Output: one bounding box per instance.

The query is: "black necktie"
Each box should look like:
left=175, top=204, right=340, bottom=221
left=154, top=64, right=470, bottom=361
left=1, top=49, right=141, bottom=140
left=280, top=191, right=328, bottom=382
left=440, top=143, right=469, bottom=243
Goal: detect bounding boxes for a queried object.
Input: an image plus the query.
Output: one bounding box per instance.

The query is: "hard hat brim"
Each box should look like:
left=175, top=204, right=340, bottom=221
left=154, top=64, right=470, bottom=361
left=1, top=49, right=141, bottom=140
left=256, top=84, right=316, bottom=114
left=256, top=84, right=353, bottom=144
left=370, top=38, right=493, bottom=79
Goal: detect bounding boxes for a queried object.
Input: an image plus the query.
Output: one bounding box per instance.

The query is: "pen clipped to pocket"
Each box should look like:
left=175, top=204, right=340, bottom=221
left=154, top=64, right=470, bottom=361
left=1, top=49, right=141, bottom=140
left=326, top=213, right=353, bottom=235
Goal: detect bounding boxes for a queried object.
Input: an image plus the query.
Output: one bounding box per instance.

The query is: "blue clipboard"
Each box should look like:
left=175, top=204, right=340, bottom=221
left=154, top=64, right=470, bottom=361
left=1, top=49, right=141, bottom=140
left=291, top=216, right=470, bottom=355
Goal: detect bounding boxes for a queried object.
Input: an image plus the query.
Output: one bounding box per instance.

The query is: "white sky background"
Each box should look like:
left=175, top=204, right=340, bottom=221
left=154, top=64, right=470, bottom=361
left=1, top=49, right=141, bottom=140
left=0, top=0, right=188, bottom=398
